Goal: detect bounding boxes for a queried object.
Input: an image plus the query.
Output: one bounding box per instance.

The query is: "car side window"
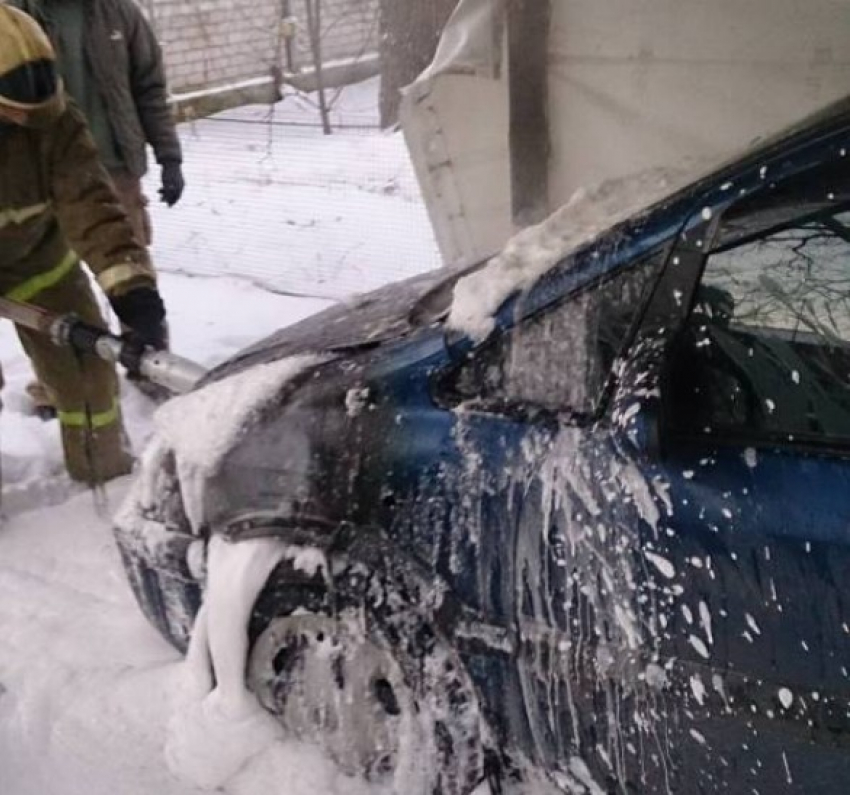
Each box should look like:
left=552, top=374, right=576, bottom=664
left=445, top=256, right=663, bottom=417
left=668, top=209, right=850, bottom=446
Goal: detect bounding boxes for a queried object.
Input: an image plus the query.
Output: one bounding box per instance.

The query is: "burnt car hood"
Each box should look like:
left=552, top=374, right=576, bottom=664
left=205, top=262, right=482, bottom=384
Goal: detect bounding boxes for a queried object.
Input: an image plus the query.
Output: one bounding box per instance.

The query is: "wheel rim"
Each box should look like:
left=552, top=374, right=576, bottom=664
left=248, top=610, right=416, bottom=783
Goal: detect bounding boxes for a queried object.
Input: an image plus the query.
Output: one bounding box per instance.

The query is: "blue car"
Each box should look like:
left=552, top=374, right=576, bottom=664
left=115, top=97, right=850, bottom=795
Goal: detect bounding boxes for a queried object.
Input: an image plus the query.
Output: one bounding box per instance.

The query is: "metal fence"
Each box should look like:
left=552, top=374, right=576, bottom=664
left=143, top=79, right=443, bottom=302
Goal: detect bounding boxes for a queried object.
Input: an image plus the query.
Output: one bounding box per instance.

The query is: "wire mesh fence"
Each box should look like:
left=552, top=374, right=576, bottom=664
left=143, top=78, right=443, bottom=302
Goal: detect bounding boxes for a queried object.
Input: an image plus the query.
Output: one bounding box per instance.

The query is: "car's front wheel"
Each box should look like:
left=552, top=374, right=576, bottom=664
left=245, top=552, right=487, bottom=794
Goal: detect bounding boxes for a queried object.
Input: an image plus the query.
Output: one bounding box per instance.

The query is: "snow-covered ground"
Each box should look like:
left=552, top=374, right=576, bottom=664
left=149, top=77, right=442, bottom=300
left=0, top=79, right=440, bottom=795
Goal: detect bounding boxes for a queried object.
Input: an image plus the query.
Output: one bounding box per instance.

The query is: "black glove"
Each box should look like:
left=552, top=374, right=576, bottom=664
left=159, top=161, right=185, bottom=207
left=110, top=287, right=168, bottom=350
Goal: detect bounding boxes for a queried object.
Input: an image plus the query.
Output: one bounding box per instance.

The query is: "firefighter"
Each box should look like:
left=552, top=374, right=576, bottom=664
left=10, top=0, right=185, bottom=410
left=0, top=5, right=167, bottom=483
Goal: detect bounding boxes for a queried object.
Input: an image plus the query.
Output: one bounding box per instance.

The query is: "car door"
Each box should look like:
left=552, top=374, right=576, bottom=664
left=492, top=146, right=850, bottom=793
left=437, top=240, right=671, bottom=775
left=654, top=167, right=850, bottom=792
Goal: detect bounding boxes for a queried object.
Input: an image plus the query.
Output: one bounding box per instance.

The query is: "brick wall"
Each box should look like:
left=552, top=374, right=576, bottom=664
left=288, top=0, right=380, bottom=72
left=142, top=0, right=380, bottom=108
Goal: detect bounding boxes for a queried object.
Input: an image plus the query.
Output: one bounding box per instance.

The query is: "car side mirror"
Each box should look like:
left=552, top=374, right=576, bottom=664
left=609, top=331, right=667, bottom=462
left=613, top=396, right=663, bottom=461
left=443, top=325, right=479, bottom=363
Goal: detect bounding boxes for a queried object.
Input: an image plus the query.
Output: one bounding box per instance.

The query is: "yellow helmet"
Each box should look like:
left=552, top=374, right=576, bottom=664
left=0, top=5, right=59, bottom=111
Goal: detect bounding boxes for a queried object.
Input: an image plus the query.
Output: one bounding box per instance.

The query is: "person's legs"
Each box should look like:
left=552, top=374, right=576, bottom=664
left=108, top=170, right=171, bottom=397
left=108, top=169, right=153, bottom=247
left=17, top=266, right=133, bottom=483
left=25, top=379, right=55, bottom=420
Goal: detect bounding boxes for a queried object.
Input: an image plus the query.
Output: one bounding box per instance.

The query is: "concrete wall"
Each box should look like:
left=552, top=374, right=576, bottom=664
left=141, top=0, right=380, bottom=116
left=546, top=0, right=850, bottom=215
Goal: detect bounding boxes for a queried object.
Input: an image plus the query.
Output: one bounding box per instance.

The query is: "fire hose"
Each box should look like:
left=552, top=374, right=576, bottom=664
left=0, top=295, right=207, bottom=396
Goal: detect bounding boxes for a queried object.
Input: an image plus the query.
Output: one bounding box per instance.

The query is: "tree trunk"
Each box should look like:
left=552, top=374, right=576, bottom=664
left=379, top=0, right=459, bottom=128
left=304, top=0, right=332, bottom=134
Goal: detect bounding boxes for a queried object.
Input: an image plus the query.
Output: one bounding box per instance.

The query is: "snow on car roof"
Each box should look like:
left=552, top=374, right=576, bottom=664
left=447, top=163, right=705, bottom=340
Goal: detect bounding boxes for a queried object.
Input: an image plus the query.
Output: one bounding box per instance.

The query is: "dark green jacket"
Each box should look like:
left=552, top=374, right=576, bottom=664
left=12, top=0, right=181, bottom=177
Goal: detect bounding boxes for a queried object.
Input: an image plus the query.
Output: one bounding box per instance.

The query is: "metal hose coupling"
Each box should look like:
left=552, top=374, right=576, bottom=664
left=52, top=315, right=206, bottom=396
left=137, top=348, right=207, bottom=395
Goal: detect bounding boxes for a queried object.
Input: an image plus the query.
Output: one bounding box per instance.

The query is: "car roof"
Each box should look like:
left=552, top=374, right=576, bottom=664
left=505, top=94, right=850, bottom=324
